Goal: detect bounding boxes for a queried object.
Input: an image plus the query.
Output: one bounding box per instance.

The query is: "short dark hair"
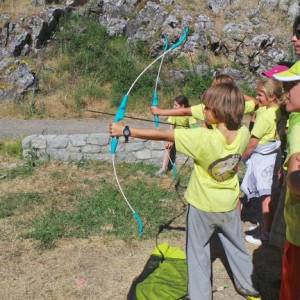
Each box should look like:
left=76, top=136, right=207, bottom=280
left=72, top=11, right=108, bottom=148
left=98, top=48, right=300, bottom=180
left=293, top=15, right=300, bottom=33
left=174, top=95, right=190, bottom=107
left=213, top=74, right=235, bottom=85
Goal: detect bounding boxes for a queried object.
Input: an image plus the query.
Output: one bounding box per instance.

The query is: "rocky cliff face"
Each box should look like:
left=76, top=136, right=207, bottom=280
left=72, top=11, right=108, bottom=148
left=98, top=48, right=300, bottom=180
left=0, top=0, right=299, bottom=101
left=0, top=5, right=68, bottom=101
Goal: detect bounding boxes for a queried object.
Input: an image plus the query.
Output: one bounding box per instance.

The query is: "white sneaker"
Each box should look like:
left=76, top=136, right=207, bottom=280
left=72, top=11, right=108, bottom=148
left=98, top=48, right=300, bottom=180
left=245, top=234, right=262, bottom=246
left=245, top=232, right=269, bottom=246
left=248, top=223, right=259, bottom=231
left=245, top=223, right=260, bottom=236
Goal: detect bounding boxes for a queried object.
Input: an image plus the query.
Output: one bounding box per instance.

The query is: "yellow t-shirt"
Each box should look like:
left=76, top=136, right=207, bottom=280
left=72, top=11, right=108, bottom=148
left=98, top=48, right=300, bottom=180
left=167, top=116, right=197, bottom=128
left=251, top=106, right=280, bottom=144
left=284, top=112, right=300, bottom=246
left=244, top=100, right=256, bottom=114
left=190, top=100, right=256, bottom=121
left=191, top=104, right=205, bottom=121
left=174, top=126, right=250, bottom=212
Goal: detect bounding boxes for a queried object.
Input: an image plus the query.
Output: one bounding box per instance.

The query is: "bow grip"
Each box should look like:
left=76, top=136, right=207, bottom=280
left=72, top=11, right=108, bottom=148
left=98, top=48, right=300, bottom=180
left=110, top=95, right=129, bottom=154
left=151, top=90, right=159, bottom=128
left=170, top=27, right=189, bottom=50
left=163, top=35, right=169, bottom=51
left=110, top=137, right=119, bottom=154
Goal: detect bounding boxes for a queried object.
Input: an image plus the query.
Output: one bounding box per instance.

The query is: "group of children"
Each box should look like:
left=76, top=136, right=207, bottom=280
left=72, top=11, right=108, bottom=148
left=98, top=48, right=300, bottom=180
left=109, top=23, right=300, bottom=300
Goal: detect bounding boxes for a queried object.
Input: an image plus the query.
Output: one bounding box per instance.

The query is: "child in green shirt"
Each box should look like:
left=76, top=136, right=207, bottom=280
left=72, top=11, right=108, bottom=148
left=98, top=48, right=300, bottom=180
left=150, top=74, right=257, bottom=126
left=156, top=95, right=197, bottom=176
left=273, top=61, right=300, bottom=300
left=241, top=78, right=283, bottom=246
left=110, top=83, right=261, bottom=300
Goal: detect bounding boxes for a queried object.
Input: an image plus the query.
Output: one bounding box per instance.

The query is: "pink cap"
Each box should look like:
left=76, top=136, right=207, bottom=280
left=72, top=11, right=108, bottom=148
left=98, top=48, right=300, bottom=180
left=262, top=65, right=289, bottom=78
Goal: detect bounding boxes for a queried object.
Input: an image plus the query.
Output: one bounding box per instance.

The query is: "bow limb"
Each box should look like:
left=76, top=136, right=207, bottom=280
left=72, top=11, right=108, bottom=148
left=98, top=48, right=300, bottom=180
left=110, top=94, right=144, bottom=238
left=151, top=28, right=189, bottom=175
left=126, top=27, right=189, bottom=96
left=109, top=27, right=189, bottom=238
left=112, top=155, right=144, bottom=238
left=152, top=35, right=169, bottom=128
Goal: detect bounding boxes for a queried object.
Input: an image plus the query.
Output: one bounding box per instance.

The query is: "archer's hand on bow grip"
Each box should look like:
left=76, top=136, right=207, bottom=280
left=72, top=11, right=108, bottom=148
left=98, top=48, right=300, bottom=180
left=110, top=95, right=129, bottom=154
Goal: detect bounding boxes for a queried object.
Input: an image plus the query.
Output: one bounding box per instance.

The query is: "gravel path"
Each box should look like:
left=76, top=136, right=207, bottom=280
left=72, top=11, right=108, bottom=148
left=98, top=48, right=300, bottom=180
left=0, top=117, right=167, bottom=140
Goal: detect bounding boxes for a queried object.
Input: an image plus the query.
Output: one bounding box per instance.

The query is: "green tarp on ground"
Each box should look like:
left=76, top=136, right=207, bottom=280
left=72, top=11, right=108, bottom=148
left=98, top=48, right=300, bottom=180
left=128, top=243, right=188, bottom=300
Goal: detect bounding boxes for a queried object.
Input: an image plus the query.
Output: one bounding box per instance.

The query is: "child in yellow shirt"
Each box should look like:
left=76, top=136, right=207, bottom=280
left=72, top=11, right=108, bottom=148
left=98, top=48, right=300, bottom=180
left=156, top=95, right=197, bottom=176
left=241, top=79, right=283, bottom=246
left=273, top=61, right=300, bottom=300
left=150, top=74, right=257, bottom=126
left=110, top=83, right=261, bottom=300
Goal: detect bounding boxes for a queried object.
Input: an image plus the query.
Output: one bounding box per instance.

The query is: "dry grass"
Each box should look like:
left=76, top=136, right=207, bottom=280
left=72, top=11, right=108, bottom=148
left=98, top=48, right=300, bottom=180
left=0, top=160, right=109, bottom=198
left=0, top=0, right=42, bottom=21
left=260, top=8, right=292, bottom=42
left=0, top=157, right=282, bottom=300
left=207, top=52, right=232, bottom=68
left=176, top=0, right=207, bottom=15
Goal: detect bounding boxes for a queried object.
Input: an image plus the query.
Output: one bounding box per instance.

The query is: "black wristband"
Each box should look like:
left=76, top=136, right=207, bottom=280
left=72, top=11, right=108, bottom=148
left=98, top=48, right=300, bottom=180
left=123, top=125, right=131, bottom=143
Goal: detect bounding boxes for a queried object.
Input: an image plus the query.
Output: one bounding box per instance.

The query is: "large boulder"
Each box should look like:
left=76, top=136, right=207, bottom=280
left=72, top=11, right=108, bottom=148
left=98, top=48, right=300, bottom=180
left=126, top=2, right=168, bottom=41
left=0, top=8, right=66, bottom=101
left=0, top=61, right=36, bottom=102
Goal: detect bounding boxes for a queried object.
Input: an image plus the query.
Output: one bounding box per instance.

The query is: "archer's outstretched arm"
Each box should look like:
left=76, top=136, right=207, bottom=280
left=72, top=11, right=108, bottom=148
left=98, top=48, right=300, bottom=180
left=151, top=106, right=192, bottom=116
left=110, top=123, right=174, bottom=142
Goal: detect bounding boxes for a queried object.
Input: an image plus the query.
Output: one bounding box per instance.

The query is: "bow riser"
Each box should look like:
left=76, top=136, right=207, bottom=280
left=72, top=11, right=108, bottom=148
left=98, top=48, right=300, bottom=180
left=110, top=94, right=129, bottom=154
left=151, top=90, right=160, bottom=128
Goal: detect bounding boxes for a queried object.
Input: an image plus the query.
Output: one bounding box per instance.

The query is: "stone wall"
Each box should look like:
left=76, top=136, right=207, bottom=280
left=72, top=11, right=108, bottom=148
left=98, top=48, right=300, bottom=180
left=22, top=133, right=188, bottom=165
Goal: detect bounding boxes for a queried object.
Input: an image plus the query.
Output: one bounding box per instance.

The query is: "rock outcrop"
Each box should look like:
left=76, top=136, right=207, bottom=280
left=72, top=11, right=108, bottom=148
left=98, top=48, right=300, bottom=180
left=0, top=0, right=298, bottom=101
left=0, top=7, right=67, bottom=101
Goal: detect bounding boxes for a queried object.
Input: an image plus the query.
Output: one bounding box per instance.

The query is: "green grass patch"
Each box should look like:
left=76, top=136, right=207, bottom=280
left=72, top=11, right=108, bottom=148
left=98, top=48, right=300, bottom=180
left=27, top=180, right=177, bottom=248
left=73, top=79, right=106, bottom=111
left=73, top=160, right=159, bottom=175
left=0, top=139, right=22, bottom=158
left=0, top=192, right=43, bottom=218
left=182, top=72, right=212, bottom=100
left=46, top=14, right=216, bottom=112
left=116, top=161, right=159, bottom=176
left=52, top=14, right=157, bottom=105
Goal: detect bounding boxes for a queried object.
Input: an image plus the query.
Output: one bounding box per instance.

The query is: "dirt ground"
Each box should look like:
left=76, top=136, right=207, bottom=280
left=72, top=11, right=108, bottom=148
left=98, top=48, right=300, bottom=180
left=0, top=117, right=282, bottom=300
left=0, top=219, right=282, bottom=300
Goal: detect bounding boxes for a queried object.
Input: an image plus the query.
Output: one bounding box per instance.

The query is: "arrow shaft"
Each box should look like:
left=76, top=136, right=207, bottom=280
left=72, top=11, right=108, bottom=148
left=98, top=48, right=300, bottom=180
left=86, top=109, right=190, bottom=128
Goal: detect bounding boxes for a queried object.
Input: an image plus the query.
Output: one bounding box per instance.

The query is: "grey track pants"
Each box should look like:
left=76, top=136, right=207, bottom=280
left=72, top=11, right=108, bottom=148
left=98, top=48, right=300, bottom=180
left=186, top=204, right=259, bottom=300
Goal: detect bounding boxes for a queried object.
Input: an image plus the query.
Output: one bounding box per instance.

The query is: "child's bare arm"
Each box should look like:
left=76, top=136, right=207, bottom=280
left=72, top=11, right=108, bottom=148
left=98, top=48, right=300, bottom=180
left=287, top=152, right=300, bottom=196
left=242, top=136, right=259, bottom=161
left=110, top=123, right=174, bottom=142
left=151, top=106, right=192, bottom=116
